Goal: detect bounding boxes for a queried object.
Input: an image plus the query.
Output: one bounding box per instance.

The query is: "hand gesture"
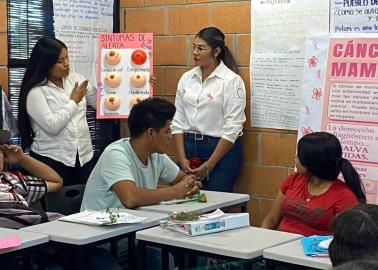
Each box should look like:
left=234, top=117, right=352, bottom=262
left=0, top=144, right=25, bottom=164
left=172, top=174, right=201, bottom=199
left=70, top=80, right=89, bottom=104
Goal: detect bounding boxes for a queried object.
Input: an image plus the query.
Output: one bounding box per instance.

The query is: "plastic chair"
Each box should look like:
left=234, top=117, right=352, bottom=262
left=43, top=184, right=85, bottom=215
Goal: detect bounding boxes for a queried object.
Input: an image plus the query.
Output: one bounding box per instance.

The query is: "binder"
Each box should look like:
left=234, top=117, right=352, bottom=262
left=163, top=213, right=250, bottom=236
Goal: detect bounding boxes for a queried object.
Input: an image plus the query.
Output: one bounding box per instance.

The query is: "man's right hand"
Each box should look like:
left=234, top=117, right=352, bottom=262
left=70, top=80, right=89, bottom=104
left=172, top=174, right=201, bottom=199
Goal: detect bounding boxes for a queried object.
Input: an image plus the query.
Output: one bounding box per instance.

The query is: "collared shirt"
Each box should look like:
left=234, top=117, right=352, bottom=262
left=0, top=171, right=47, bottom=206
left=171, top=61, right=246, bottom=143
left=26, top=72, right=97, bottom=167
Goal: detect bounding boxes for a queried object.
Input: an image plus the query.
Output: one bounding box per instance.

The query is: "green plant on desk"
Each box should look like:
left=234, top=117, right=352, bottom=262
left=169, top=210, right=202, bottom=222
left=99, top=208, right=120, bottom=225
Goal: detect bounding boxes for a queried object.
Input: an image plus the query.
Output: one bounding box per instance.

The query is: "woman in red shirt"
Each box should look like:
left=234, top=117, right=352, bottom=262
left=261, top=132, right=366, bottom=236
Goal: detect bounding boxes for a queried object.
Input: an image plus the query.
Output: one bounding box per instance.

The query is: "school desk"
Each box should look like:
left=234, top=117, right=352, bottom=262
left=136, top=226, right=302, bottom=270
left=264, top=239, right=332, bottom=270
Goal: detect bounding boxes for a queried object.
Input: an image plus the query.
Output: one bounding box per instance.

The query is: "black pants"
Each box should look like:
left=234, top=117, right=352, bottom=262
left=30, top=151, right=95, bottom=186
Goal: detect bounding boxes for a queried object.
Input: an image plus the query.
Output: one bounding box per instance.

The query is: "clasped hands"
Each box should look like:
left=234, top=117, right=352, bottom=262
left=173, top=174, right=202, bottom=199
left=180, top=158, right=213, bottom=181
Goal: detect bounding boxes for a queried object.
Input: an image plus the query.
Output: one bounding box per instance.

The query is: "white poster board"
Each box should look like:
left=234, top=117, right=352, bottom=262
left=250, top=0, right=329, bottom=130
left=53, top=0, right=114, bottom=86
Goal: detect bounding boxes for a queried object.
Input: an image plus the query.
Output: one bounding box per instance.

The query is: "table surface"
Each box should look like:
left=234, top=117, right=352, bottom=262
left=137, top=190, right=250, bottom=214
left=263, top=239, right=332, bottom=270
left=20, top=209, right=167, bottom=245
left=0, top=227, right=49, bottom=255
left=136, top=226, right=302, bottom=259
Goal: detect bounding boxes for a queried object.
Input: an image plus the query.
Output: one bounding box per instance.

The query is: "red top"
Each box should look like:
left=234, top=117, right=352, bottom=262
left=278, top=172, right=358, bottom=236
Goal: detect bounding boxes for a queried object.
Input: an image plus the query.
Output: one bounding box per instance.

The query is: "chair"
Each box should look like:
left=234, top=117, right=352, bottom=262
left=43, top=184, right=85, bottom=215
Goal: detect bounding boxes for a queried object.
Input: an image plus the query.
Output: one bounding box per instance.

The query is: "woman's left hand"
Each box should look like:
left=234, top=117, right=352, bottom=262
left=192, top=162, right=212, bottom=181
left=0, top=144, right=25, bottom=164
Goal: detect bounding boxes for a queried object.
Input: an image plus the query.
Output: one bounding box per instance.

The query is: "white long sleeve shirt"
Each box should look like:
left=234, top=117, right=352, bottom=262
left=26, top=72, right=97, bottom=167
left=171, top=61, right=246, bottom=143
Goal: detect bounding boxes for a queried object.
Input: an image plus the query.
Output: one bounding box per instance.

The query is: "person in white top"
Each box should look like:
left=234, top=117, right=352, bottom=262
left=171, top=27, right=246, bottom=192
left=18, top=37, right=96, bottom=186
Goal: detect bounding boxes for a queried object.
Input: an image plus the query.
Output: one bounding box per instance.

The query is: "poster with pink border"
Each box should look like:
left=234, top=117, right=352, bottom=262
left=300, top=34, right=378, bottom=204
left=96, top=33, right=153, bottom=119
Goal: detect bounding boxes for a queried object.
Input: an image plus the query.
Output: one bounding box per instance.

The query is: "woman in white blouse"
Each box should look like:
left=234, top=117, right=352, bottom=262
left=171, top=27, right=246, bottom=192
left=18, top=37, right=96, bottom=186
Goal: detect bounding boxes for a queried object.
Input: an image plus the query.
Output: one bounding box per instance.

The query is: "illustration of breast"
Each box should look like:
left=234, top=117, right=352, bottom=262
left=129, top=96, right=145, bottom=108
left=104, top=73, right=122, bottom=88
left=105, top=50, right=121, bottom=65
left=131, top=49, right=147, bottom=65
left=104, top=94, right=120, bottom=110
left=130, top=72, right=147, bottom=88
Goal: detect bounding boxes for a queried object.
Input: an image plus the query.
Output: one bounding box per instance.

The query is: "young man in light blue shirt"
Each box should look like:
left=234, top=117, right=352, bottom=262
left=81, top=97, right=201, bottom=211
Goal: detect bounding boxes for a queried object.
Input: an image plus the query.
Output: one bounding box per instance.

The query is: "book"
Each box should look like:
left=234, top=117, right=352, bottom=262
left=59, top=209, right=147, bottom=226
left=162, top=212, right=250, bottom=236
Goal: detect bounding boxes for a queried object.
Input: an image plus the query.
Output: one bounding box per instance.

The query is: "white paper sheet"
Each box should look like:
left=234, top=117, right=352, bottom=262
left=250, top=0, right=329, bottom=130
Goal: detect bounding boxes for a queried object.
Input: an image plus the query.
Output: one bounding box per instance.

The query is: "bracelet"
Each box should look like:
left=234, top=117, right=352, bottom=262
left=204, top=161, right=210, bottom=181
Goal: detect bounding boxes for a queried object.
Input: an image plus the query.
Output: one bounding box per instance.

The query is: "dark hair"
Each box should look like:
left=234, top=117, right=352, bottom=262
left=128, top=97, right=176, bottom=138
left=334, top=260, right=378, bottom=270
left=297, top=132, right=366, bottom=202
left=329, top=204, right=378, bottom=266
left=18, top=37, right=67, bottom=149
left=195, top=27, right=237, bottom=72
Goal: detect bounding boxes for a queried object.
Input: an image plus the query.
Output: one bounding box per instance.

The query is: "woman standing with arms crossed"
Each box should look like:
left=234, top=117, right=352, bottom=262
left=171, top=27, right=246, bottom=192
left=18, top=37, right=96, bottom=186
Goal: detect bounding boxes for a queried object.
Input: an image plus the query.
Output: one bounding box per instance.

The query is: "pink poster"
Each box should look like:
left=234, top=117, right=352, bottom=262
left=322, top=37, right=378, bottom=204
left=96, top=33, right=153, bottom=119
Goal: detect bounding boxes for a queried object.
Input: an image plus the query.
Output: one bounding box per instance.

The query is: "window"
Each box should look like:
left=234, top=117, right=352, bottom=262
left=7, top=0, right=120, bottom=158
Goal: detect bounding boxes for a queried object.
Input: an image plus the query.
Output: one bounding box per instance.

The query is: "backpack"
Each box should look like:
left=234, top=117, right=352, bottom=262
left=0, top=202, right=63, bottom=229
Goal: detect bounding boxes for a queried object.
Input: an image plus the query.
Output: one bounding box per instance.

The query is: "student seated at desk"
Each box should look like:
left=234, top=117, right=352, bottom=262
left=0, top=130, right=63, bottom=207
left=81, top=97, right=202, bottom=211
left=261, top=132, right=366, bottom=236
left=329, top=204, right=378, bottom=267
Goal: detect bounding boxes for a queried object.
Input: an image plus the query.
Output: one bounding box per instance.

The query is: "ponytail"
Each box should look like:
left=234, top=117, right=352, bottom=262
left=221, top=46, right=237, bottom=73
left=195, top=27, right=238, bottom=73
left=341, top=158, right=366, bottom=203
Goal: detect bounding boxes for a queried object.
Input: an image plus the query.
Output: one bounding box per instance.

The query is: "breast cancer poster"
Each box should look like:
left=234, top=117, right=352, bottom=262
left=299, top=34, right=378, bottom=204
left=96, top=33, right=153, bottom=119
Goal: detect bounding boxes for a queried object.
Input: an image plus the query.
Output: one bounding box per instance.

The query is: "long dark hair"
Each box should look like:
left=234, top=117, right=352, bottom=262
left=297, top=132, right=366, bottom=203
left=18, top=37, right=67, bottom=149
left=329, top=204, right=378, bottom=266
left=195, top=27, right=237, bottom=73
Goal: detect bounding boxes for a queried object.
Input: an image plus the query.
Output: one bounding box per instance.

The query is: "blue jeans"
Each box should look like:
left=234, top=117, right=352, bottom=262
left=183, top=134, right=243, bottom=192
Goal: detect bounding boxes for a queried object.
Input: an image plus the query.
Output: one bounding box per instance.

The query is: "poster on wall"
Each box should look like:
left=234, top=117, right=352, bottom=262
left=96, top=33, right=153, bottom=119
left=331, top=1, right=378, bottom=33
left=53, top=0, right=114, bottom=86
left=250, top=0, right=329, bottom=130
left=299, top=34, right=378, bottom=204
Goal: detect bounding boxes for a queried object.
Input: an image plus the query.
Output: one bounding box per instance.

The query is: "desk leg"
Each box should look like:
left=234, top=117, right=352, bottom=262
left=110, top=239, right=119, bottom=258
left=128, top=233, right=136, bottom=270
left=74, top=246, right=87, bottom=270
left=137, top=240, right=145, bottom=270
left=265, top=259, right=274, bottom=270
left=161, top=246, right=169, bottom=270
left=22, top=254, right=31, bottom=270
left=241, top=202, right=248, bottom=213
